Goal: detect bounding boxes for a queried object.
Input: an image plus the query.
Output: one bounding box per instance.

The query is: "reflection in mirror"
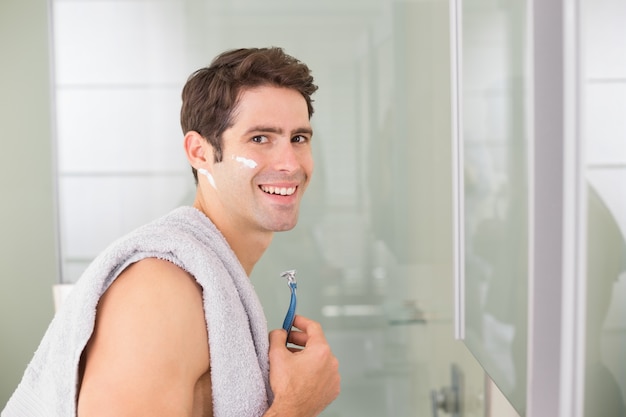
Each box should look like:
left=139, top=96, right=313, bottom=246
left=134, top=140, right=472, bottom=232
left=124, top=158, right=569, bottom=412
left=460, top=0, right=528, bottom=414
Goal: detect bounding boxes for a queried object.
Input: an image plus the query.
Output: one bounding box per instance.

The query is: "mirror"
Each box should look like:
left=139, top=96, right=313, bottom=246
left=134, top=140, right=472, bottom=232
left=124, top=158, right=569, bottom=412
left=458, top=0, right=529, bottom=414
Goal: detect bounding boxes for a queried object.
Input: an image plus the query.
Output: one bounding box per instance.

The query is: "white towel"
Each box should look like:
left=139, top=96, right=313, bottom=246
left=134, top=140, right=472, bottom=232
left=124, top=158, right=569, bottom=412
left=2, top=206, right=271, bottom=417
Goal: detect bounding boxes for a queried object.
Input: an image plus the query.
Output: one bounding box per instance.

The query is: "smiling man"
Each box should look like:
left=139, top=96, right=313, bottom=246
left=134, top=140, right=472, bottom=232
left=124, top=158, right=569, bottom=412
left=187, top=85, right=315, bottom=273
left=3, top=48, right=340, bottom=417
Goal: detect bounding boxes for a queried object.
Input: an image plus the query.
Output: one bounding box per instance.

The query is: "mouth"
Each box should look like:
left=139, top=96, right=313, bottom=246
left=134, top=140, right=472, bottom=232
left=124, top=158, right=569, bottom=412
left=260, top=185, right=297, bottom=196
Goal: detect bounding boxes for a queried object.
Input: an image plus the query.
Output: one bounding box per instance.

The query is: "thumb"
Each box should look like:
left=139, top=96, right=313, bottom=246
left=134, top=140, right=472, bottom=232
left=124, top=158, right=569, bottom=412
left=269, top=328, right=288, bottom=349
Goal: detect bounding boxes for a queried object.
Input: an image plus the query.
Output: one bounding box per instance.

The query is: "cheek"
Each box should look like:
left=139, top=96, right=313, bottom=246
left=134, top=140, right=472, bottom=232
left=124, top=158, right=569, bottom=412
left=215, top=161, right=256, bottom=191
left=296, top=147, right=314, bottom=173
left=303, top=153, right=314, bottom=177
left=198, top=168, right=218, bottom=190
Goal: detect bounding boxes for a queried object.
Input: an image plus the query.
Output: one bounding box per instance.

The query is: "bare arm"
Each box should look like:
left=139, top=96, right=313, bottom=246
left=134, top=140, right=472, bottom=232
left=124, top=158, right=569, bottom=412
left=264, top=315, right=341, bottom=417
left=77, top=258, right=211, bottom=417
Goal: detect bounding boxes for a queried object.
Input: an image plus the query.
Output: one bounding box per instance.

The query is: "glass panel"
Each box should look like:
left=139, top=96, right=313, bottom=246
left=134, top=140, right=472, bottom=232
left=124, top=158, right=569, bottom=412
left=52, top=0, right=486, bottom=415
left=461, top=0, right=528, bottom=414
left=583, top=0, right=626, bottom=415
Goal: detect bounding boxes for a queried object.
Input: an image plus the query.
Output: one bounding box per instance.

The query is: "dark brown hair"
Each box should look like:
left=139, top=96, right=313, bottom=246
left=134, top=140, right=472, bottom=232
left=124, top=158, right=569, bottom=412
left=180, top=47, right=318, bottom=182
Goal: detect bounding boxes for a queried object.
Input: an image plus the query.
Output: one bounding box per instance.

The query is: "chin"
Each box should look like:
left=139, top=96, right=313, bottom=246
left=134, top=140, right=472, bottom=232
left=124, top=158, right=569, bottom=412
left=272, top=216, right=300, bottom=232
left=274, top=223, right=297, bottom=232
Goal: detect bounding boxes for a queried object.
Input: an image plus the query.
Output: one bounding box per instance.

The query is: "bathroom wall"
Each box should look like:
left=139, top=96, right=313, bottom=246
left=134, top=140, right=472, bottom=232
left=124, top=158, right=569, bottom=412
left=52, top=0, right=192, bottom=283
left=583, top=0, right=626, bottom=414
left=0, top=0, right=58, bottom=407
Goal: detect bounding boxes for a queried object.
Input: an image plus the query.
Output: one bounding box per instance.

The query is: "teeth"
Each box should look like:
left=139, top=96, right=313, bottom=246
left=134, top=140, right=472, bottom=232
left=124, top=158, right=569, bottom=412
left=261, top=185, right=296, bottom=196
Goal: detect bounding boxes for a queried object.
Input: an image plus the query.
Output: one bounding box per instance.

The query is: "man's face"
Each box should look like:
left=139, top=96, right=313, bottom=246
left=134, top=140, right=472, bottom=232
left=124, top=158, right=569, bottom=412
left=203, top=85, right=314, bottom=234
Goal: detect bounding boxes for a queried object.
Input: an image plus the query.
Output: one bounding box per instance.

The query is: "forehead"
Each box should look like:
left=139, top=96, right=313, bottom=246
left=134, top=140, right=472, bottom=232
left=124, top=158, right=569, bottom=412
left=231, top=85, right=310, bottom=129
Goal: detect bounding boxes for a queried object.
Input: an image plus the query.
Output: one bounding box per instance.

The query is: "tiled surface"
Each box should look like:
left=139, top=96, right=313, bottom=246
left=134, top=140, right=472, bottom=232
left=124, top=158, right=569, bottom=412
left=53, top=0, right=189, bottom=85
left=584, top=0, right=626, bottom=79
left=59, top=175, right=193, bottom=259
left=585, top=83, right=626, bottom=166
left=56, top=88, right=186, bottom=173
left=53, top=0, right=193, bottom=282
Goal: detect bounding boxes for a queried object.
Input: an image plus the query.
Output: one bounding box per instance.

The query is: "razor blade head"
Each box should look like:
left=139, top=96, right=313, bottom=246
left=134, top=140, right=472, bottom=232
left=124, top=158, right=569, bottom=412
left=281, top=269, right=297, bottom=285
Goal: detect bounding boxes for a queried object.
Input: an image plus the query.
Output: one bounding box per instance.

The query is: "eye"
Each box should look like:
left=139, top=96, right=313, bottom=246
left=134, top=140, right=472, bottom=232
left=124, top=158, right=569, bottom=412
left=292, top=135, right=309, bottom=143
left=251, top=135, right=268, bottom=143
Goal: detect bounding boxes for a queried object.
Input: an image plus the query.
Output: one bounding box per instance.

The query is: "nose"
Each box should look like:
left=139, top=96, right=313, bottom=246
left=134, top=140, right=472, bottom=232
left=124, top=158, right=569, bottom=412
left=273, top=140, right=300, bottom=173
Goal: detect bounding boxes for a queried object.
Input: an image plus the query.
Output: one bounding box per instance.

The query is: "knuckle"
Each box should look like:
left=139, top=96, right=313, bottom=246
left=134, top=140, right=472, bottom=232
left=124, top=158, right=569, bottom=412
left=308, top=320, right=322, bottom=333
left=316, top=343, right=333, bottom=360
left=332, top=375, right=341, bottom=398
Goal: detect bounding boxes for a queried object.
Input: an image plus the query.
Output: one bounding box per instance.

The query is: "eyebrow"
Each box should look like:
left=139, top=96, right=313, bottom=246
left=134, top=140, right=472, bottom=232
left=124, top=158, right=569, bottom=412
left=244, top=125, right=314, bottom=137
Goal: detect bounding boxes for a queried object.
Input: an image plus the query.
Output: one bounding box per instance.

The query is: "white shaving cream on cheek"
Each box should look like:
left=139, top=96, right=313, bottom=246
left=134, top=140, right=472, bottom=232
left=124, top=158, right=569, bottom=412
left=233, top=155, right=258, bottom=169
left=197, top=168, right=217, bottom=189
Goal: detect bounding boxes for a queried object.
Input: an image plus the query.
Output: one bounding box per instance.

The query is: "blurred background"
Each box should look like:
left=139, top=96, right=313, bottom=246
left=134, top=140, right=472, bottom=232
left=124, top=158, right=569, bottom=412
left=1, top=0, right=624, bottom=416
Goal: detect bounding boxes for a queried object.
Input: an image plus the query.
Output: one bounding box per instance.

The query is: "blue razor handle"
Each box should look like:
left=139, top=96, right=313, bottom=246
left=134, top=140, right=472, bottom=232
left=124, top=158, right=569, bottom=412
left=281, top=270, right=297, bottom=338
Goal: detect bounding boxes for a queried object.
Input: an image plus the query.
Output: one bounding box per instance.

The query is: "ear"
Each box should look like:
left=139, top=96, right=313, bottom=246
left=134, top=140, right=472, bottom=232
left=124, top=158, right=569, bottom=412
left=184, top=131, right=214, bottom=169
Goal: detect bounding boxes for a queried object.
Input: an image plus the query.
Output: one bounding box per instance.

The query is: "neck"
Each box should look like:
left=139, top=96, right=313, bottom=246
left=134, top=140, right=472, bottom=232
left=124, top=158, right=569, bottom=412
left=192, top=197, right=273, bottom=276
left=228, top=231, right=273, bottom=276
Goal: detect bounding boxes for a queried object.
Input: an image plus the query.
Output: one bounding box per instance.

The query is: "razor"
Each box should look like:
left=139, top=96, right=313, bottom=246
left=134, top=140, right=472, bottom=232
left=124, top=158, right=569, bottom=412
left=281, top=269, right=297, bottom=339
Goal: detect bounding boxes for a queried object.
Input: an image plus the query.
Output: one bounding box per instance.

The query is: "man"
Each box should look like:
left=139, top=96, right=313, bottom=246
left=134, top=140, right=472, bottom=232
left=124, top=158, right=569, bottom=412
left=2, top=47, right=340, bottom=417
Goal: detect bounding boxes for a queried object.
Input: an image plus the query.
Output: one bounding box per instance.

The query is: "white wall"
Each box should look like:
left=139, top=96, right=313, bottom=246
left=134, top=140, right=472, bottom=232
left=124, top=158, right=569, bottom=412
left=0, top=0, right=58, bottom=407
left=583, top=0, right=626, bottom=412
left=52, top=0, right=193, bottom=283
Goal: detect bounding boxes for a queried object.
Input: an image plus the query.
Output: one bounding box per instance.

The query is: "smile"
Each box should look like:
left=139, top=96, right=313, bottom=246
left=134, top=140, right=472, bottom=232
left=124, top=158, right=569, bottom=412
left=260, top=185, right=297, bottom=196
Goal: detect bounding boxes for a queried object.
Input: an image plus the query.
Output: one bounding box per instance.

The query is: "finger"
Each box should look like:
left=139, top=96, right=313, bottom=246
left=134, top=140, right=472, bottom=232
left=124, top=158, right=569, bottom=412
left=287, top=329, right=309, bottom=347
left=292, top=315, right=326, bottom=342
left=291, top=314, right=311, bottom=330
left=268, top=328, right=288, bottom=350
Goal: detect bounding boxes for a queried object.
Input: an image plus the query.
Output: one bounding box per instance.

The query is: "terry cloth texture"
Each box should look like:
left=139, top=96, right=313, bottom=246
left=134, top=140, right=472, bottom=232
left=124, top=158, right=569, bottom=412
left=2, top=206, right=271, bottom=417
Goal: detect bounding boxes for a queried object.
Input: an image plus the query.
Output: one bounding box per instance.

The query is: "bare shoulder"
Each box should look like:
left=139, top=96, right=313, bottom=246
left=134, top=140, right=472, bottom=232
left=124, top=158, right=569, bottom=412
left=78, top=258, right=210, bottom=416
left=103, top=257, right=204, bottom=309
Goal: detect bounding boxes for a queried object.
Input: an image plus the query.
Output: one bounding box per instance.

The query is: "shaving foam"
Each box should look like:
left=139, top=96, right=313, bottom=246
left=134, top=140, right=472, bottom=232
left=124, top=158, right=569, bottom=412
left=197, top=168, right=217, bottom=189
left=233, top=155, right=258, bottom=169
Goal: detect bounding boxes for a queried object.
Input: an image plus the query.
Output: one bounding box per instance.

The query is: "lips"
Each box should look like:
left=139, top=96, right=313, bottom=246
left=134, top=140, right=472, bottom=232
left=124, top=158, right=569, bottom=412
left=260, top=185, right=297, bottom=196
